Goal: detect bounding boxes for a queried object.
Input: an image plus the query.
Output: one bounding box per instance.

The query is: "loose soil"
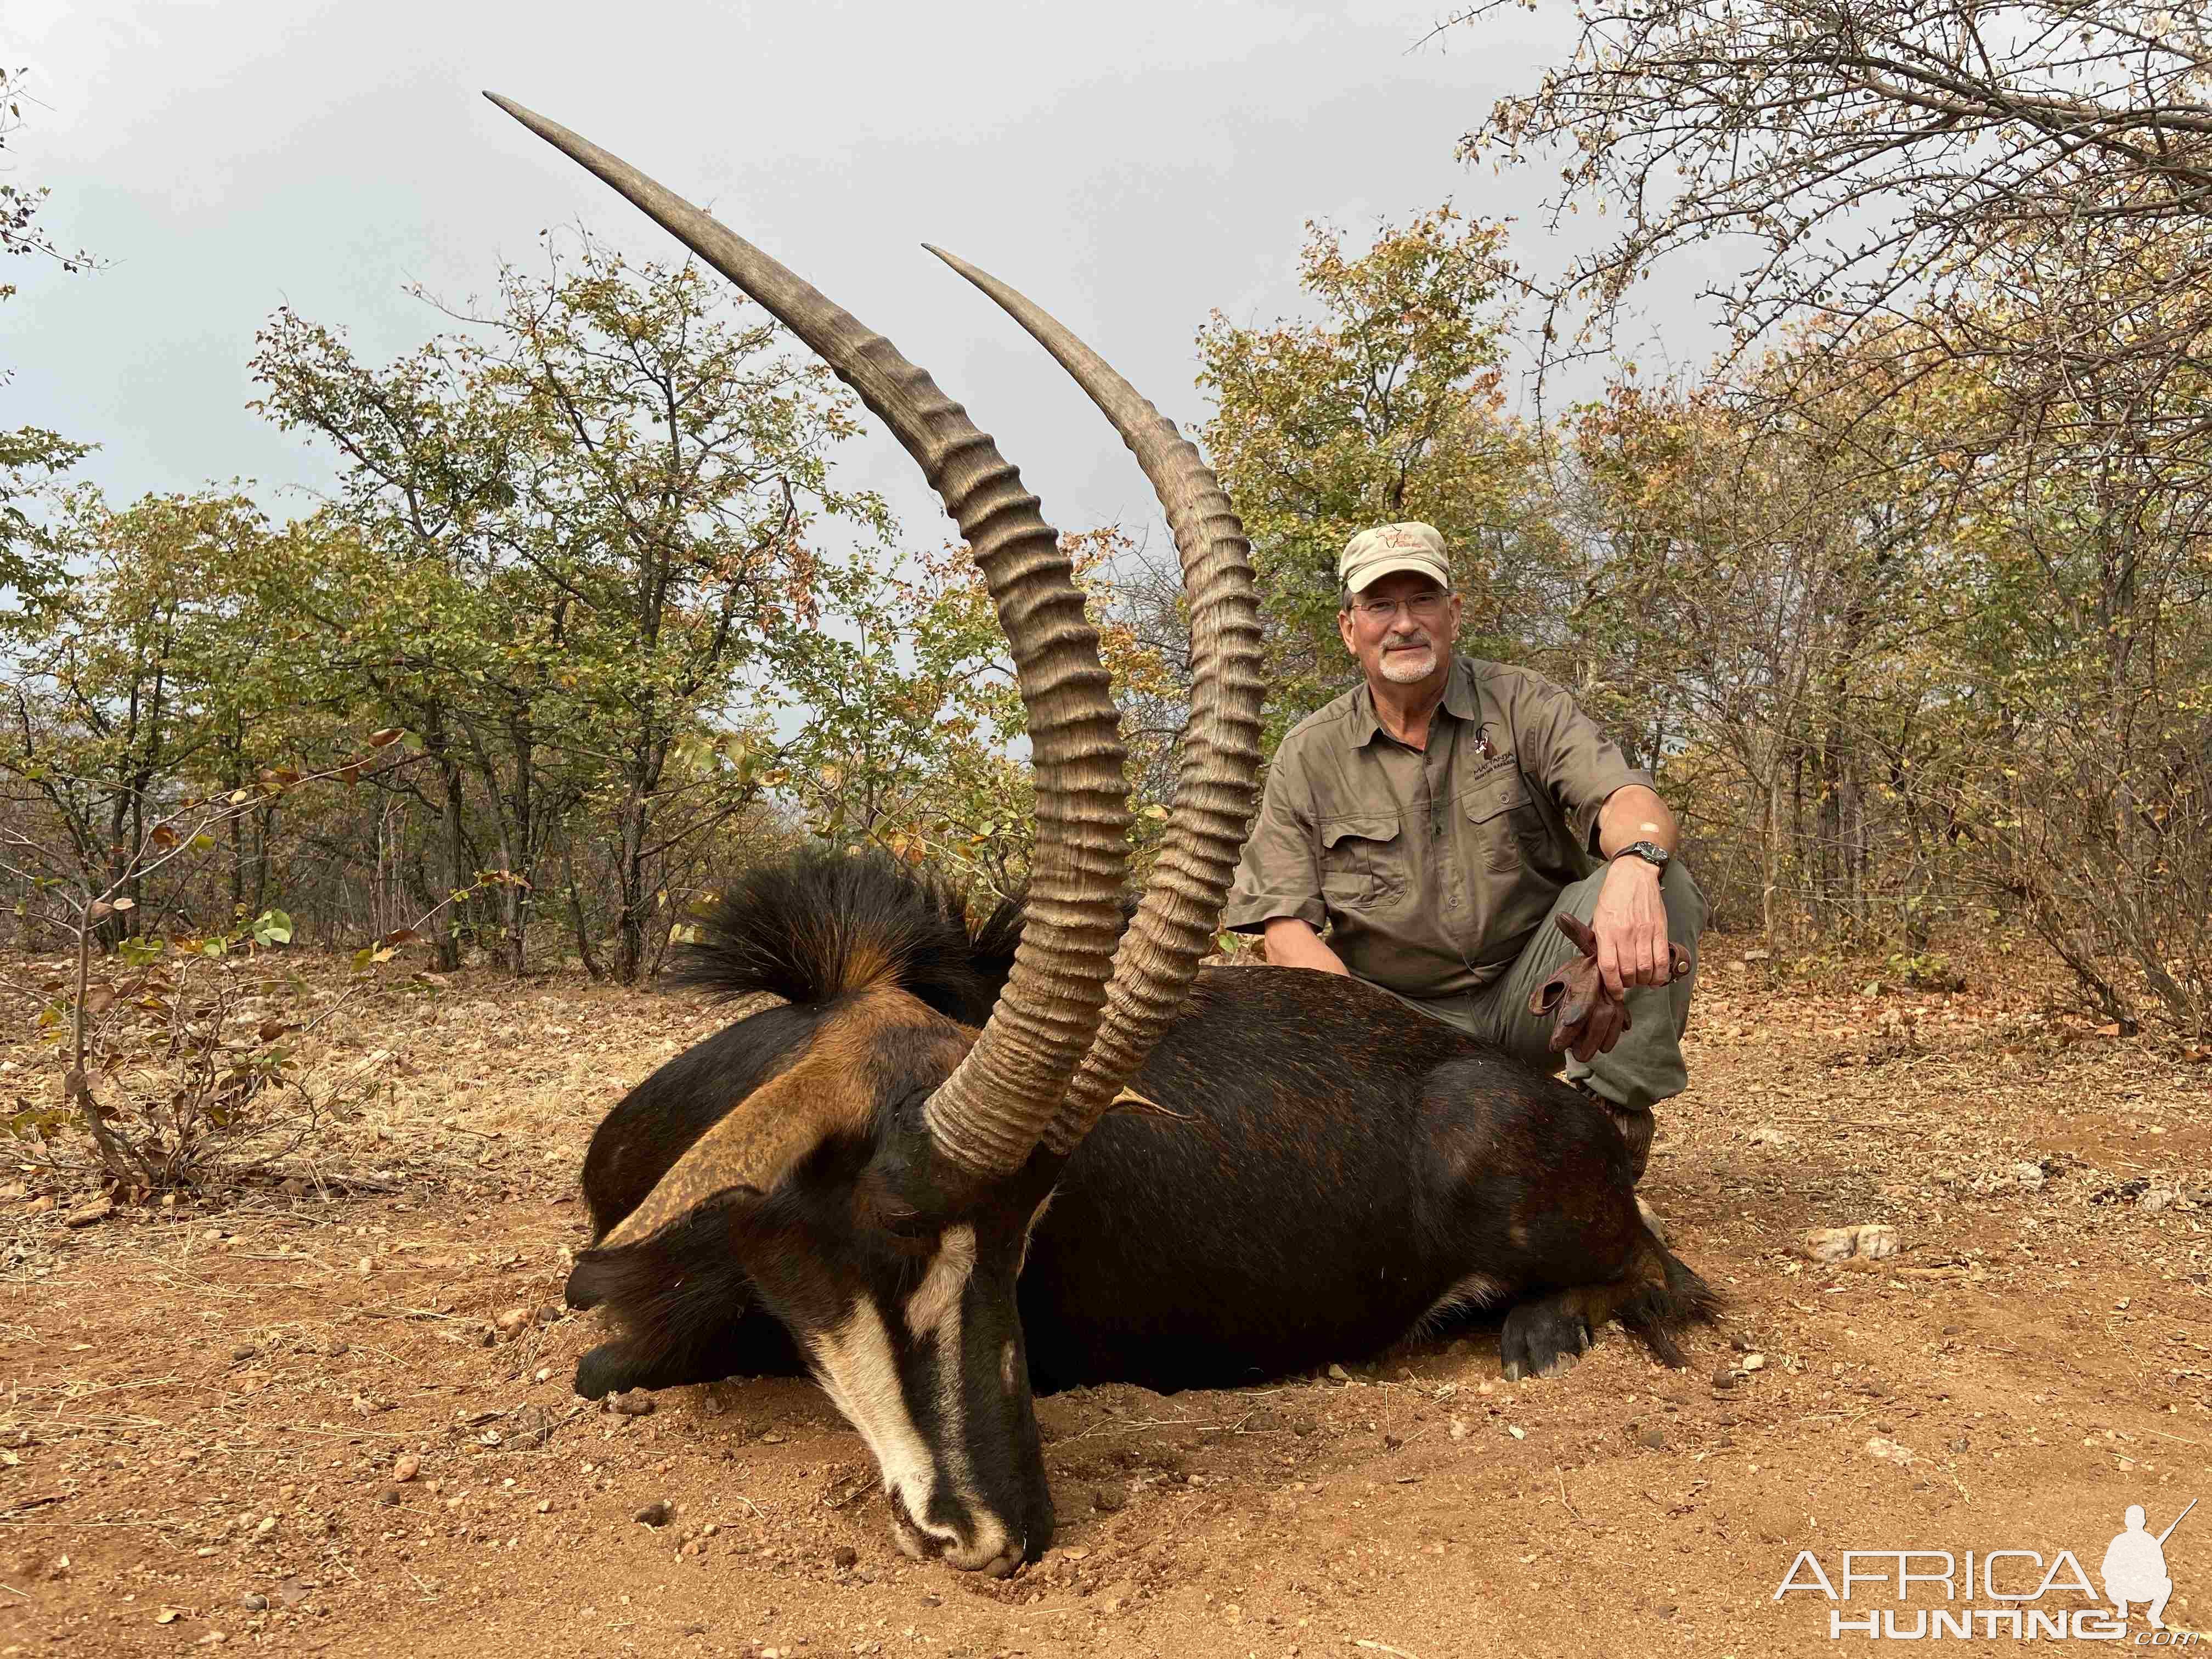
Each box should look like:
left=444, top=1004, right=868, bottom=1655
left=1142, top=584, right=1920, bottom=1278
left=2, top=941, right=2207, bottom=1657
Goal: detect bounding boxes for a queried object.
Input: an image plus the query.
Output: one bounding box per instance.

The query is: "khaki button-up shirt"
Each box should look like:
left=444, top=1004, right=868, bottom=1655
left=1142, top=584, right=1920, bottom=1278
left=1224, top=656, right=1655, bottom=999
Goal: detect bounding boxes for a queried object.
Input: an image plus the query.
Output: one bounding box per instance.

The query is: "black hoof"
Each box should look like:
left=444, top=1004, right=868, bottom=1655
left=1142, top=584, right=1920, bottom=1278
left=1500, top=1296, right=1595, bottom=1382
left=574, top=1340, right=644, bottom=1401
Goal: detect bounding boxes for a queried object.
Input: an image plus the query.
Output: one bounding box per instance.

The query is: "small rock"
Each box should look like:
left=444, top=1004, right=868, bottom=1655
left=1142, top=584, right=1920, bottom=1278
left=2011, top=1161, right=2046, bottom=1190
left=538, top=1305, right=564, bottom=1325
left=606, top=1390, right=656, bottom=1417
left=232, top=1343, right=257, bottom=1361
left=1091, top=1487, right=1126, bottom=1514
left=1865, top=1436, right=1915, bottom=1465
left=238, top=1594, right=267, bottom=1611
left=1711, top=1369, right=1737, bottom=1390
left=495, top=1307, right=530, bottom=1334
left=832, top=1545, right=859, bottom=1569
left=1327, top=1363, right=1350, bottom=1381
left=1747, top=1125, right=1792, bottom=1148
left=375, top=1485, right=403, bottom=1506
left=1849, top=1226, right=1899, bottom=1261
left=1800, top=1223, right=1900, bottom=1263
left=2142, top=1186, right=2179, bottom=1214
left=393, top=1454, right=420, bottom=1483
left=63, top=1196, right=114, bottom=1229
left=1802, top=1228, right=1857, bottom=1262
left=1741, top=1352, right=1768, bottom=1372
left=1448, top=1417, right=1471, bottom=1441
left=1638, top=1428, right=1666, bottom=1451
left=760, top=1431, right=785, bottom=1444
left=253, top=1516, right=277, bottom=1538
left=635, top=1500, right=674, bottom=1528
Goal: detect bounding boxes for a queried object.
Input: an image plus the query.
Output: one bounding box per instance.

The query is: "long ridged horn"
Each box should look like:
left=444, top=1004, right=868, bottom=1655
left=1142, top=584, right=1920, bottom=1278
left=924, top=249, right=1264, bottom=1156
left=486, top=94, right=1128, bottom=1180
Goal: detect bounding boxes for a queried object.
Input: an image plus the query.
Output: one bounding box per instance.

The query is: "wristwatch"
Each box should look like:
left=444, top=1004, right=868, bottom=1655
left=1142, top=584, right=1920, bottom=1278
left=1611, top=840, right=1670, bottom=873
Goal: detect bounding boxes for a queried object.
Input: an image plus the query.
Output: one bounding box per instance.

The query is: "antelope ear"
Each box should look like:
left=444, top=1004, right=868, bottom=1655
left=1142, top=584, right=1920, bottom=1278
left=1102, top=1086, right=1195, bottom=1126
left=599, top=1051, right=872, bottom=1249
left=567, top=1188, right=760, bottom=1311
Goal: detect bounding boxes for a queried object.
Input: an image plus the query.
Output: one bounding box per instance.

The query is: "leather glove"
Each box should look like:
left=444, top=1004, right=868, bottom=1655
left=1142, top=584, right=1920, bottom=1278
left=1527, top=912, right=1690, bottom=1062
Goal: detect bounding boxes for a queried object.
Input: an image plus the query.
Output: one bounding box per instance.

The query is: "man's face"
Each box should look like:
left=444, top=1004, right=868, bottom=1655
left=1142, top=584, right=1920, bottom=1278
left=1338, top=571, right=1461, bottom=690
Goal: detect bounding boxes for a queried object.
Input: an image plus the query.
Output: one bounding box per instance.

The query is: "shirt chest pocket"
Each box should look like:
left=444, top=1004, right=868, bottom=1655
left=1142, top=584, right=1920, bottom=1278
left=1462, top=774, right=1541, bottom=872
left=1319, top=815, right=1406, bottom=912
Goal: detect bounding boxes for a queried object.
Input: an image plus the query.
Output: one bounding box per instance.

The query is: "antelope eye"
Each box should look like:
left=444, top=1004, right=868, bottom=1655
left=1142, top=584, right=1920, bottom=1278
left=881, top=1205, right=934, bottom=1243
left=858, top=1182, right=938, bottom=1249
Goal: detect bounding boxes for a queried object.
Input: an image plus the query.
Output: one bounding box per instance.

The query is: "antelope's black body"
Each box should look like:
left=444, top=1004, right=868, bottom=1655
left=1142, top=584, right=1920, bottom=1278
left=573, top=855, right=1709, bottom=1425
left=1018, top=967, right=1671, bottom=1390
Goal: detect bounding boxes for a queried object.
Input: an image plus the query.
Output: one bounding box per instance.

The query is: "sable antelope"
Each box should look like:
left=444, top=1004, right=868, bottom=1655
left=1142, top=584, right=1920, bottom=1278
left=484, top=94, right=1713, bottom=1577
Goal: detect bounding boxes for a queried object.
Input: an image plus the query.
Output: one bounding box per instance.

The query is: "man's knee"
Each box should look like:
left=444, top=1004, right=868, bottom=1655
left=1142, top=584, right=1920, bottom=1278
left=1660, top=859, right=1708, bottom=946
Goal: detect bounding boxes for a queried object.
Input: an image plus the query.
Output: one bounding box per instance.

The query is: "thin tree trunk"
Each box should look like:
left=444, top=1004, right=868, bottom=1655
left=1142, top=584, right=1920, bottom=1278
left=565, top=852, right=603, bottom=982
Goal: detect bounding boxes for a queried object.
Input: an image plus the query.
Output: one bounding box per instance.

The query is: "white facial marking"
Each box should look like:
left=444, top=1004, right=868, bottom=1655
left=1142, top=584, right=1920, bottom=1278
left=904, top=1224, right=975, bottom=1342
left=806, top=1299, right=938, bottom=1535
left=1018, top=1187, right=1058, bottom=1276
left=805, top=1232, right=1013, bottom=1573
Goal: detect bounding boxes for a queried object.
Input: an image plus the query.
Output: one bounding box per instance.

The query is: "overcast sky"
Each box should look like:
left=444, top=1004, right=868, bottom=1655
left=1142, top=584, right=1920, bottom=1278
left=6, top=0, right=1730, bottom=560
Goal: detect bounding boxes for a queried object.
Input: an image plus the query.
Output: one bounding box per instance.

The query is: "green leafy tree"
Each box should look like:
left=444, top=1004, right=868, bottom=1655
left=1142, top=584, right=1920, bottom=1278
left=0, top=490, right=287, bottom=925
left=776, top=529, right=1171, bottom=898
left=251, top=237, right=888, bottom=979
left=0, top=66, right=93, bottom=595
left=1197, top=206, right=1564, bottom=740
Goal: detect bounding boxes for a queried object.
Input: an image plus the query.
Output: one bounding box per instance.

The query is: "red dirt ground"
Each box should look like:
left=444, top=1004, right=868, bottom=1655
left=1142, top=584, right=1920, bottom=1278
left=2, top=940, right=2207, bottom=1656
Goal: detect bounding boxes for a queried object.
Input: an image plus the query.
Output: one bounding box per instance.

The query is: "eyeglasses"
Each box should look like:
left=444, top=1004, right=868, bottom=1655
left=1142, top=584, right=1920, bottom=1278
left=1348, top=593, right=1452, bottom=623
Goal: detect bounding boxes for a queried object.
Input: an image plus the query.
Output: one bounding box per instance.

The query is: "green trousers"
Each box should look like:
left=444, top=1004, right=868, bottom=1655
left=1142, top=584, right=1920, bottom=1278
left=1372, top=860, right=1707, bottom=1118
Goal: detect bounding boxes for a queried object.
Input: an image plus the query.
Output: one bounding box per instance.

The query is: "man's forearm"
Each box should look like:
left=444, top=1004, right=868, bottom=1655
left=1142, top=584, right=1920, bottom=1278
left=1261, top=917, right=1351, bottom=975
left=1596, top=785, right=1679, bottom=860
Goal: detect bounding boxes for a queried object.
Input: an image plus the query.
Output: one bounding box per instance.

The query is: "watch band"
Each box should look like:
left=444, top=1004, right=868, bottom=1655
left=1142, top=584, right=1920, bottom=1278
left=1612, top=839, right=1670, bottom=871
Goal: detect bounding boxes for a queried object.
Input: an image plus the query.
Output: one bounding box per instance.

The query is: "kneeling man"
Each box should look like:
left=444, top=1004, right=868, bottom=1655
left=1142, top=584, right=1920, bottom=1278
left=1224, top=522, right=1706, bottom=1180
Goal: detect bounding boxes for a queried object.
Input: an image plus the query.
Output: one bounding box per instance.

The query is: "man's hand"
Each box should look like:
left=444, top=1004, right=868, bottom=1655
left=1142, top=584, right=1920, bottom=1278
left=1588, top=857, right=1671, bottom=995
left=1261, top=916, right=1352, bottom=976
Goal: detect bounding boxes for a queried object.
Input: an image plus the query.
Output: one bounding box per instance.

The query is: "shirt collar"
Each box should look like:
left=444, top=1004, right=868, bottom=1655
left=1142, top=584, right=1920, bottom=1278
left=1351, top=655, right=1477, bottom=748
left=1441, top=654, right=1482, bottom=723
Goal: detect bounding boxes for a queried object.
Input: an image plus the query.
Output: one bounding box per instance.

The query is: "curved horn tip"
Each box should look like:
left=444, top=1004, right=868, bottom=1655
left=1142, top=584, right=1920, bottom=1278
left=922, top=245, right=998, bottom=290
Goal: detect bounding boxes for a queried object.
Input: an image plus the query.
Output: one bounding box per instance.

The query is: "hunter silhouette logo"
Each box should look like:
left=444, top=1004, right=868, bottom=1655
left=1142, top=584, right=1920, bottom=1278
left=1774, top=1498, right=2198, bottom=1640
left=2105, top=1501, right=2192, bottom=1630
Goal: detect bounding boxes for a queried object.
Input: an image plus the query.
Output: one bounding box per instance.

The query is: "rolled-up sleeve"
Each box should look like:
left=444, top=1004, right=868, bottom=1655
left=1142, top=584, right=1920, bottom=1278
left=1223, top=755, right=1324, bottom=933
left=1512, top=673, right=1657, bottom=854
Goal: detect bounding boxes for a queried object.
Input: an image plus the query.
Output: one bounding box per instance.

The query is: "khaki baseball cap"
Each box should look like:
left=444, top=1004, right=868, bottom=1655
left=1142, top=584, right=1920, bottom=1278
left=1338, top=522, right=1451, bottom=595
